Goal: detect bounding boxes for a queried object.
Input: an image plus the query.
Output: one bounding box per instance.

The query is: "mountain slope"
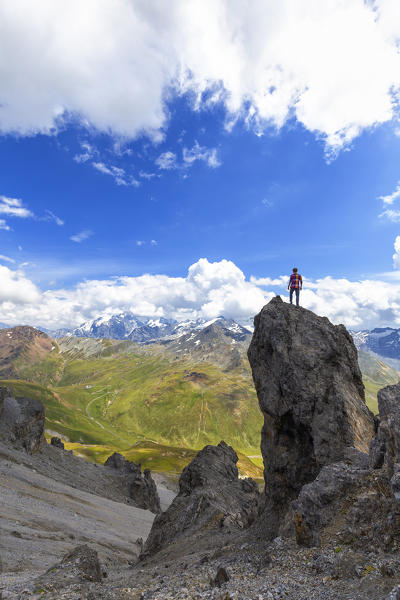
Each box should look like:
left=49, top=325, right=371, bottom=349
left=357, top=349, right=400, bottom=413
left=0, top=326, right=62, bottom=384
left=1, top=324, right=398, bottom=478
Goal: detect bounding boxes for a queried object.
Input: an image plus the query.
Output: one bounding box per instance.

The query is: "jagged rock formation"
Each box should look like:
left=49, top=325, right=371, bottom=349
left=104, top=452, right=161, bottom=513
left=370, top=382, right=400, bottom=478
left=0, top=386, right=45, bottom=453
left=142, top=441, right=260, bottom=556
left=33, top=544, right=102, bottom=593
left=248, top=297, right=375, bottom=535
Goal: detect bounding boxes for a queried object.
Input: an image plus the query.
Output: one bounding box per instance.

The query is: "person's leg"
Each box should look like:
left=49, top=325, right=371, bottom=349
left=296, top=288, right=300, bottom=306
left=290, top=288, right=294, bottom=304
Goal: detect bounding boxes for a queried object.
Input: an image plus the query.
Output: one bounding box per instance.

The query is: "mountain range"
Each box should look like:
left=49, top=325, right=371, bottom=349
left=43, top=312, right=253, bottom=344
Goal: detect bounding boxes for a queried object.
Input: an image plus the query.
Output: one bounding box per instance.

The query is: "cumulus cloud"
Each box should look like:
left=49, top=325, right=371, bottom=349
left=2, top=256, right=400, bottom=331
left=1, top=1, right=400, bottom=152
left=70, top=229, right=93, bottom=243
left=0, top=265, right=40, bottom=305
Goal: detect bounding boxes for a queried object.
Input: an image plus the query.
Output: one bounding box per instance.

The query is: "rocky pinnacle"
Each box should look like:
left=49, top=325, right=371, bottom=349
left=247, top=296, right=375, bottom=535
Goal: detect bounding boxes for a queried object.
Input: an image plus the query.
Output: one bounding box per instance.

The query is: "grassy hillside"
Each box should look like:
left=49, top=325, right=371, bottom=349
left=0, top=336, right=264, bottom=478
left=2, top=335, right=398, bottom=481
left=358, top=350, right=400, bottom=413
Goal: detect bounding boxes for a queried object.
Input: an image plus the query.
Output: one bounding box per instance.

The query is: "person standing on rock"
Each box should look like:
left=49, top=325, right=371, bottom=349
left=288, top=267, right=302, bottom=306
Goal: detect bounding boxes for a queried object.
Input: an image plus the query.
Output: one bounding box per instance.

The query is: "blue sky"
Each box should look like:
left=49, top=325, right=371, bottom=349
left=2, top=0, right=400, bottom=330
left=2, top=107, right=400, bottom=286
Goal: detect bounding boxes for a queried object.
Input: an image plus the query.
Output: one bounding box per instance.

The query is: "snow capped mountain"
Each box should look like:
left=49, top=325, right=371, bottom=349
left=155, top=317, right=253, bottom=370
left=351, top=327, right=400, bottom=361
left=51, top=312, right=253, bottom=345
left=68, top=312, right=178, bottom=343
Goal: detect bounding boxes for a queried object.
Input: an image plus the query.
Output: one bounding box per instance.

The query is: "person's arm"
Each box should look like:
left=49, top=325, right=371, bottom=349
left=288, top=275, right=291, bottom=290
left=300, top=275, right=303, bottom=289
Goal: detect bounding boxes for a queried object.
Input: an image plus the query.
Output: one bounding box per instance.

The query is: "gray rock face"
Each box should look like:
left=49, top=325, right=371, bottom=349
left=0, top=386, right=45, bottom=453
left=291, top=460, right=369, bottom=546
left=34, top=544, right=102, bottom=592
left=247, top=297, right=375, bottom=535
left=104, top=452, right=161, bottom=513
left=371, top=383, right=400, bottom=476
left=369, top=382, right=400, bottom=507
left=142, top=441, right=260, bottom=556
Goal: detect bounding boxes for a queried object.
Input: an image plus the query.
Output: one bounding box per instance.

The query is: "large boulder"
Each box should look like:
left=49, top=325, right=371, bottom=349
left=0, top=386, right=46, bottom=453
left=104, top=452, right=161, bottom=514
left=141, top=441, right=260, bottom=556
left=247, top=297, right=375, bottom=535
left=34, top=544, right=102, bottom=593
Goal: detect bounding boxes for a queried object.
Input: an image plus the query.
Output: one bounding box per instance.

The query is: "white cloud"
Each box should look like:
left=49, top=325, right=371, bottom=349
left=379, top=208, right=400, bottom=222
left=45, top=210, right=64, bottom=226
left=155, top=151, right=177, bottom=170
left=92, top=161, right=139, bottom=187
left=136, top=240, right=145, bottom=246
left=2, top=1, right=400, bottom=152
left=0, top=196, right=33, bottom=219
left=379, top=181, right=400, bottom=205
left=182, top=142, right=221, bottom=168
left=0, top=265, right=40, bottom=305
left=70, top=229, right=93, bottom=243
left=139, top=170, right=158, bottom=180
left=393, top=235, right=400, bottom=268
left=262, top=198, right=273, bottom=208
left=0, top=220, right=11, bottom=231
left=150, top=239, right=157, bottom=246
left=3, top=256, right=400, bottom=330
left=0, top=254, right=15, bottom=263
left=73, top=142, right=97, bottom=163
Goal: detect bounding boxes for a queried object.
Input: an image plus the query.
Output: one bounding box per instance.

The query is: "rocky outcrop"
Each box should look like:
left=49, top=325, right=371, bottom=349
left=104, top=452, right=161, bottom=513
left=248, top=297, right=375, bottom=535
left=142, top=441, right=260, bottom=556
left=50, top=436, right=64, bottom=449
left=0, top=386, right=45, bottom=453
left=370, top=383, right=400, bottom=475
left=34, top=544, right=102, bottom=592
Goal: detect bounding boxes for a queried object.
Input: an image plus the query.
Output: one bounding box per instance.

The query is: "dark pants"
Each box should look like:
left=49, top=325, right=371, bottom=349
left=290, top=288, right=300, bottom=306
